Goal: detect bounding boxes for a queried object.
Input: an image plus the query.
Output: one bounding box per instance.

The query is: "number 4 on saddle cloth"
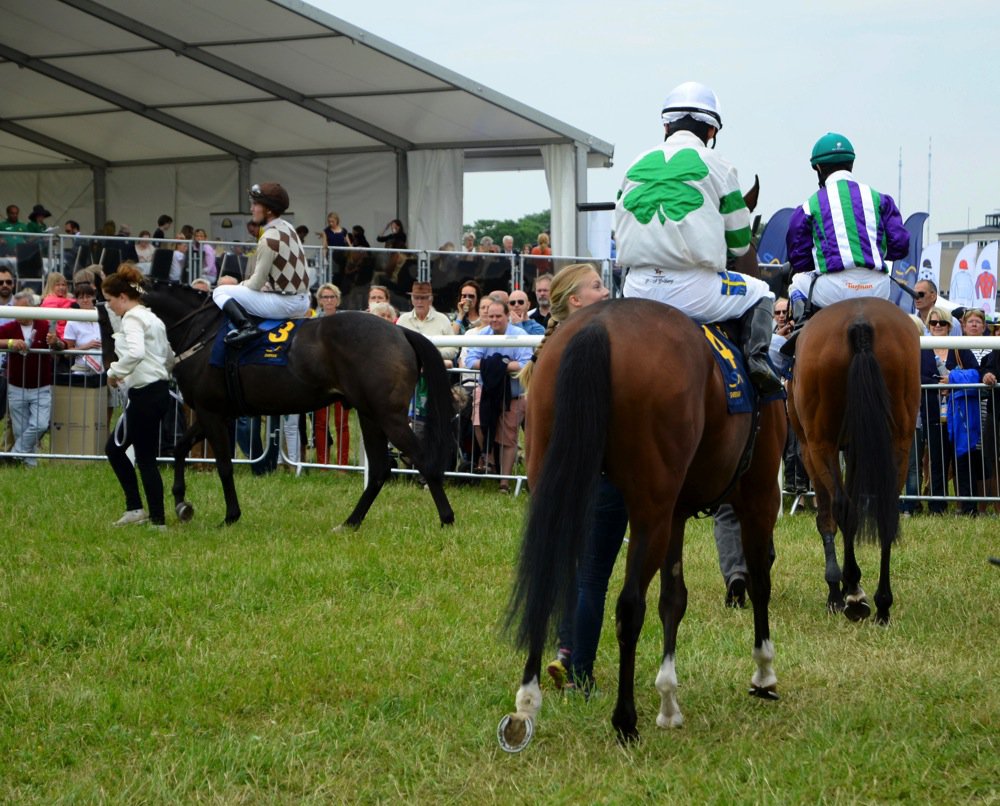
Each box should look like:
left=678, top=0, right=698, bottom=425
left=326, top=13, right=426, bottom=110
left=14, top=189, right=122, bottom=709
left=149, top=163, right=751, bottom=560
left=210, top=318, right=302, bottom=368
left=702, top=323, right=785, bottom=414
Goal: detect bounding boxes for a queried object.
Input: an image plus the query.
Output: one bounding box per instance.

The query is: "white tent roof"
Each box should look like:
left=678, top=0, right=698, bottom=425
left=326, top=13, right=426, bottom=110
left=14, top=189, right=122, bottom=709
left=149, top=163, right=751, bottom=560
left=0, top=0, right=614, bottom=172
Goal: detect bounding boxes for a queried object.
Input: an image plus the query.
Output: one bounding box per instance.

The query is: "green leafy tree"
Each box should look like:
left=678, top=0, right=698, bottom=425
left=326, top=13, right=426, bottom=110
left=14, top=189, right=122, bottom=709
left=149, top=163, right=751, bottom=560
left=463, top=210, right=550, bottom=252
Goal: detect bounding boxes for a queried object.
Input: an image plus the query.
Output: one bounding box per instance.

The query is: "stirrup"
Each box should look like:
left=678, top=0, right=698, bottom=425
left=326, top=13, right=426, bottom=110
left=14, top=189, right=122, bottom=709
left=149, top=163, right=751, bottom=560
left=224, top=326, right=259, bottom=346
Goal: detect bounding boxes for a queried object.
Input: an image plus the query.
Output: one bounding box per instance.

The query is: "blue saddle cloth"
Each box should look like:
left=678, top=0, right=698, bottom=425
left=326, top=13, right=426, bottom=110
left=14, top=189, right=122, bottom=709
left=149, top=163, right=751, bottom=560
left=209, top=318, right=303, bottom=368
left=701, top=324, right=783, bottom=414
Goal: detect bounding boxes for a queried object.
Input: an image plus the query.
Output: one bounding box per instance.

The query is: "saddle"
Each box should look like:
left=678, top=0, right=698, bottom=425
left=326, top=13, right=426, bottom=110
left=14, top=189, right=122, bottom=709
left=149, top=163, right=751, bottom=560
left=212, top=317, right=305, bottom=415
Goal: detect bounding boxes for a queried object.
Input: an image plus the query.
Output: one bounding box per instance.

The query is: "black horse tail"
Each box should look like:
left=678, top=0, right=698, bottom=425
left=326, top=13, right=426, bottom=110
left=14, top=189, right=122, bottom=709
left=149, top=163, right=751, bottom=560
left=505, top=320, right=612, bottom=654
left=399, top=327, right=453, bottom=480
left=839, top=320, right=899, bottom=545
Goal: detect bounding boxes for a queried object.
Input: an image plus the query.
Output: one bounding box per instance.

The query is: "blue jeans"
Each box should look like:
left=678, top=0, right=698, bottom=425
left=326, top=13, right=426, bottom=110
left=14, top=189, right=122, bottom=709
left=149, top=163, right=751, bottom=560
left=7, top=384, right=51, bottom=467
left=557, top=476, right=629, bottom=685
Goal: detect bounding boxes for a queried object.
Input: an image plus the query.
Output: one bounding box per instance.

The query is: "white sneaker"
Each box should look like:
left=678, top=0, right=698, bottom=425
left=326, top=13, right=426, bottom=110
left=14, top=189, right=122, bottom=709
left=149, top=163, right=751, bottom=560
left=114, top=509, right=149, bottom=527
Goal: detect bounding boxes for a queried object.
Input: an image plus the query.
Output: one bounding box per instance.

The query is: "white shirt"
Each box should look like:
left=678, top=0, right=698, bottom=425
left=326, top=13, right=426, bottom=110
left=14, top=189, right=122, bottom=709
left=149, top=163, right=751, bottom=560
left=108, top=305, right=174, bottom=389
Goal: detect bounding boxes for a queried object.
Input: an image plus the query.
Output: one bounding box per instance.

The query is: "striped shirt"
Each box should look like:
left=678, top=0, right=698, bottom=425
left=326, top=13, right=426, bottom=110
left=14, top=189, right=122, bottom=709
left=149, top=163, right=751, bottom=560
left=614, top=131, right=751, bottom=272
left=786, top=170, right=909, bottom=275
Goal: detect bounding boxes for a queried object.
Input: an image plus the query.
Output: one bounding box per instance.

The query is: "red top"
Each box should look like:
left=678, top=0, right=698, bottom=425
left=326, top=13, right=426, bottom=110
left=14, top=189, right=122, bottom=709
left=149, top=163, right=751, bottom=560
left=0, top=318, right=55, bottom=388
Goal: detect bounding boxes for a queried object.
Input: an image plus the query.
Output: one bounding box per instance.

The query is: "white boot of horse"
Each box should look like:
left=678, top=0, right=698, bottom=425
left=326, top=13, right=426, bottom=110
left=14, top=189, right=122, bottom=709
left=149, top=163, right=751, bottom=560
left=844, top=585, right=871, bottom=622
left=655, top=655, right=684, bottom=729
left=749, top=639, right=779, bottom=700
left=498, top=676, right=542, bottom=752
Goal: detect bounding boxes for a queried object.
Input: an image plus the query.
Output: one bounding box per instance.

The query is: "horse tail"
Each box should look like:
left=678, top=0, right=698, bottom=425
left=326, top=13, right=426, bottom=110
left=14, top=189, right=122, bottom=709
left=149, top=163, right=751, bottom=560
left=839, top=320, right=899, bottom=545
left=400, top=327, right=453, bottom=479
left=505, top=320, right=612, bottom=654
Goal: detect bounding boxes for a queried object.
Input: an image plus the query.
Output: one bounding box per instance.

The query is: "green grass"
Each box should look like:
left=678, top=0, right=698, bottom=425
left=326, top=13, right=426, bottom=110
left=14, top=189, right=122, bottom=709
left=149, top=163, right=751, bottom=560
left=1, top=463, right=998, bottom=803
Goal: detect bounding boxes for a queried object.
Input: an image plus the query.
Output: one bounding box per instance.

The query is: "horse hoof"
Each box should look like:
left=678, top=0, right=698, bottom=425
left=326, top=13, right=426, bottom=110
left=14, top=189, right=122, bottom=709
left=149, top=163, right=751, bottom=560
left=497, top=714, right=533, bottom=753
left=749, top=684, right=780, bottom=701
left=826, top=599, right=845, bottom=615
left=175, top=501, right=194, bottom=522
left=614, top=725, right=640, bottom=745
left=844, top=599, right=871, bottom=622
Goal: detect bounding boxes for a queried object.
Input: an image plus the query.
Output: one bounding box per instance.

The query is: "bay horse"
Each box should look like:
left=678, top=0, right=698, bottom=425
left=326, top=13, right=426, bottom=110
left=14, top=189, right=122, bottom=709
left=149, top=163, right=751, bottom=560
left=786, top=298, right=920, bottom=623
left=499, top=298, right=787, bottom=747
left=98, top=281, right=455, bottom=528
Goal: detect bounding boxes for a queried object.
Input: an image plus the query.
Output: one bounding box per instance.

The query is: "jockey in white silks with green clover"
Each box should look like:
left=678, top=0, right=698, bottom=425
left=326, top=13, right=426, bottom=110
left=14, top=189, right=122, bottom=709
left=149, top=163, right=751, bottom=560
left=614, top=81, right=782, bottom=396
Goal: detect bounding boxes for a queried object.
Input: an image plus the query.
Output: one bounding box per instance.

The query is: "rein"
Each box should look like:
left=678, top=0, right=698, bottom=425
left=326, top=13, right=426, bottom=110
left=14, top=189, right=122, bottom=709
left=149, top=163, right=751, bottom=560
left=156, top=294, right=222, bottom=365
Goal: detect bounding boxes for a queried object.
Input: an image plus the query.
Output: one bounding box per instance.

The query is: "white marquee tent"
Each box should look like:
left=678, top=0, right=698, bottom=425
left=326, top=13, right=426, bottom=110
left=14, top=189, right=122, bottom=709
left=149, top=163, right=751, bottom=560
left=0, top=0, right=614, bottom=254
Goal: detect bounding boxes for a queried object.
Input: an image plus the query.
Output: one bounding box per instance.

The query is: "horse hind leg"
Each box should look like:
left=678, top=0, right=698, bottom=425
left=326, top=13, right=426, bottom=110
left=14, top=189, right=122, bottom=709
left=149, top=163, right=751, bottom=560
left=655, top=517, right=687, bottom=729
left=841, top=529, right=871, bottom=622
left=872, top=532, right=894, bottom=625
left=497, top=650, right=543, bottom=753
left=382, top=413, right=454, bottom=527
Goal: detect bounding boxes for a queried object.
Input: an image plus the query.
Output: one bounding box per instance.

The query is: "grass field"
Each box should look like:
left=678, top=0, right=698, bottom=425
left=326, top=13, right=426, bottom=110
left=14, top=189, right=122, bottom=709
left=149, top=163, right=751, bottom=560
left=1, top=463, right=998, bottom=803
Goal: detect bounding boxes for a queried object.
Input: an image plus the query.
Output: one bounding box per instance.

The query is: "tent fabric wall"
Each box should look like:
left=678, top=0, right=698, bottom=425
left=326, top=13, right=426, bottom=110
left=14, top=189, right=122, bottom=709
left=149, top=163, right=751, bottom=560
left=541, top=143, right=576, bottom=257
left=107, top=165, right=178, bottom=237
left=254, top=153, right=397, bottom=243
left=406, top=149, right=464, bottom=251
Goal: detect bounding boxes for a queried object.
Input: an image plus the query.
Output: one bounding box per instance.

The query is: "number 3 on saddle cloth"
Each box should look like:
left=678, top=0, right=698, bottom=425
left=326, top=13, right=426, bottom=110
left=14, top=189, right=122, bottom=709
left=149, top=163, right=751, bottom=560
left=702, top=323, right=785, bottom=414
left=210, top=318, right=301, bottom=369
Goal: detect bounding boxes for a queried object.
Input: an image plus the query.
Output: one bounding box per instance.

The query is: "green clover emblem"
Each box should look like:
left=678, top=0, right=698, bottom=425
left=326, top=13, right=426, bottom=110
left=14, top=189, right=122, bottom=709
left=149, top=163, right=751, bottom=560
left=622, top=148, right=709, bottom=225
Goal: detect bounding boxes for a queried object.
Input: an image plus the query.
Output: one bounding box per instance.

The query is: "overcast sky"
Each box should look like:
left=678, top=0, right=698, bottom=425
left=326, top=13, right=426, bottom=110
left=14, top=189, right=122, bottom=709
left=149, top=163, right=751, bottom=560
left=319, top=1, right=999, bottom=237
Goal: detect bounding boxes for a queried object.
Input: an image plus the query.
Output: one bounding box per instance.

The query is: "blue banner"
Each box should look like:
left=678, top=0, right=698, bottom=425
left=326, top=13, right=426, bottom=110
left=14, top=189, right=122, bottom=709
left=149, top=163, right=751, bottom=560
left=756, top=208, right=795, bottom=265
left=890, top=212, right=929, bottom=312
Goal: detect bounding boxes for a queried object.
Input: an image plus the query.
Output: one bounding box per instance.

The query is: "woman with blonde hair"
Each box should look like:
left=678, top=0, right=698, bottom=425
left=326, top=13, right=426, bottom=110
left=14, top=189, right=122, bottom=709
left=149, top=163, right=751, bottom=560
left=313, top=282, right=349, bottom=465
left=40, top=271, right=75, bottom=339
left=519, top=263, right=609, bottom=389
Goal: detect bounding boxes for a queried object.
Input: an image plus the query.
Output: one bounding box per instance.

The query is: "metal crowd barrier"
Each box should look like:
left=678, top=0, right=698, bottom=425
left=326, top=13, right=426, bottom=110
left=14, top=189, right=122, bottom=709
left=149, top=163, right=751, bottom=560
left=3, top=308, right=999, bottom=510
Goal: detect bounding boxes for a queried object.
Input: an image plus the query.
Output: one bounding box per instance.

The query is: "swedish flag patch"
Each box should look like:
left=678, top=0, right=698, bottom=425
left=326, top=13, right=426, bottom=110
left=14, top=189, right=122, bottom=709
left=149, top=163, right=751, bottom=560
left=717, top=271, right=747, bottom=296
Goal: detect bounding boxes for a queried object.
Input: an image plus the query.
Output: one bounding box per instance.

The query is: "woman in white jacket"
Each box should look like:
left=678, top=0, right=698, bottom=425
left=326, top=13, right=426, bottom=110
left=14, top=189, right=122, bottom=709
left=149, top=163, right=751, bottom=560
left=102, top=263, right=175, bottom=528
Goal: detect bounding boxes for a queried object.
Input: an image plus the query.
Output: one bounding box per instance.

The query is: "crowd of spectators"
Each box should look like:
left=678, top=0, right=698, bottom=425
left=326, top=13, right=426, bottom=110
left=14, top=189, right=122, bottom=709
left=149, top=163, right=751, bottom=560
left=2, top=198, right=999, bottom=511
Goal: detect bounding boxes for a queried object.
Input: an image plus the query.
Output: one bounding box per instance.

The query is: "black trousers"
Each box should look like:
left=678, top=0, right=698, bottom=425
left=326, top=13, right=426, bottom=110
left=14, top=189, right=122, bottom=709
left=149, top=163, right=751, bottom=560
left=106, top=380, right=171, bottom=524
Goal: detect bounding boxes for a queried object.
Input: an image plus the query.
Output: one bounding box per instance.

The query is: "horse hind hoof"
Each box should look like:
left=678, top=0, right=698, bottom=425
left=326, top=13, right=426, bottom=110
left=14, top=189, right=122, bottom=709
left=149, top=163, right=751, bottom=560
left=175, top=501, right=194, bottom=522
left=497, top=714, right=533, bottom=753
left=844, top=599, right=871, bottom=622
left=748, top=684, right=780, bottom=701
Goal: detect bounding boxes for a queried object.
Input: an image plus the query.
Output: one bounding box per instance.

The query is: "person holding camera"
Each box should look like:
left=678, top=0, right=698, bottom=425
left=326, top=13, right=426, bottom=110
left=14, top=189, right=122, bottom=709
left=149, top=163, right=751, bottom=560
left=451, top=280, right=482, bottom=334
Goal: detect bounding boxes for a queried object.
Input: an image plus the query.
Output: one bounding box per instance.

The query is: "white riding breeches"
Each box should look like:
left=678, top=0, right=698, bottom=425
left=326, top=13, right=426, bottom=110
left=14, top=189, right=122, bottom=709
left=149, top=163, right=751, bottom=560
left=623, top=266, right=772, bottom=324
left=213, top=284, right=310, bottom=319
left=789, top=268, right=891, bottom=308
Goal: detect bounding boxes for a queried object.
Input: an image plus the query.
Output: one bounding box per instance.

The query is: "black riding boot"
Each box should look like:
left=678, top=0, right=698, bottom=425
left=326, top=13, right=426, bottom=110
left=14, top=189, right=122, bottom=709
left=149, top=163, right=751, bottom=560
left=741, top=299, right=783, bottom=396
left=222, top=299, right=258, bottom=346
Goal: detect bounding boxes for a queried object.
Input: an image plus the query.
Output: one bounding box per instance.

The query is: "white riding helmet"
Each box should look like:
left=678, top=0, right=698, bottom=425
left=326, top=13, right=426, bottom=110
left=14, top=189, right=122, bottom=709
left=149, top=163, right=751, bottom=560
left=661, top=81, right=723, bottom=130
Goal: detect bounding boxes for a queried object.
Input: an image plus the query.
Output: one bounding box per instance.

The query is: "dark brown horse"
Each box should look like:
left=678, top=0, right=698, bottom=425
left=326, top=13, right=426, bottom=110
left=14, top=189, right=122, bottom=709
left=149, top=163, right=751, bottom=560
left=786, top=298, right=920, bottom=622
left=99, top=281, right=455, bottom=528
left=499, top=297, right=786, bottom=747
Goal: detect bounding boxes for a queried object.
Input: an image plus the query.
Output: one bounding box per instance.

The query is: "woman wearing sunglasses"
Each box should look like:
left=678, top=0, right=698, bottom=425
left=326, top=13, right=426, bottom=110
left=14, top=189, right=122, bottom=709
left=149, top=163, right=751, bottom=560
left=920, top=307, right=994, bottom=515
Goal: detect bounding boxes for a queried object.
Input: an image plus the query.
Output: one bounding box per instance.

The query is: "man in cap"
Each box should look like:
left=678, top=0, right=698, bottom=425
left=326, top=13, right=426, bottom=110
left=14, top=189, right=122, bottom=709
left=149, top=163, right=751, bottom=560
left=614, top=80, right=782, bottom=396
left=212, top=183, right=311, bottom=346
left=396, top=281, right=457, bottom=367
left=784, top=133, right=909, bottom=341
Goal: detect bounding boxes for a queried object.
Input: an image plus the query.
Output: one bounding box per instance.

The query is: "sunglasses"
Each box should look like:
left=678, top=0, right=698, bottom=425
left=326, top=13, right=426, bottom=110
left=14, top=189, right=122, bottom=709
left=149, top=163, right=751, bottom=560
left=0, top=279, right=13, bottom=286
left=509, top=300, right=527, bottom=306
left=928, top=320, right=949, bottom=327
left=915, top=291, right=927, bottom=299
left=774, top=308, right=788, bottom=315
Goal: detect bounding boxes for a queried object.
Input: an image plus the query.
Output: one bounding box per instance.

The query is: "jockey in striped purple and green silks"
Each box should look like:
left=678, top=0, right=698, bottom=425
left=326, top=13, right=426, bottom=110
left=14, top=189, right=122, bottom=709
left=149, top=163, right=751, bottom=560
left=785, top=133, right=910, bottom=320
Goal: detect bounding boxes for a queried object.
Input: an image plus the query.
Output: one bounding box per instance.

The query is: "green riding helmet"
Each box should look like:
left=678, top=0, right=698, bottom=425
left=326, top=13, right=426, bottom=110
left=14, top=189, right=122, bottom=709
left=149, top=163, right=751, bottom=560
left=810, top=132, right=855, bottom=166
